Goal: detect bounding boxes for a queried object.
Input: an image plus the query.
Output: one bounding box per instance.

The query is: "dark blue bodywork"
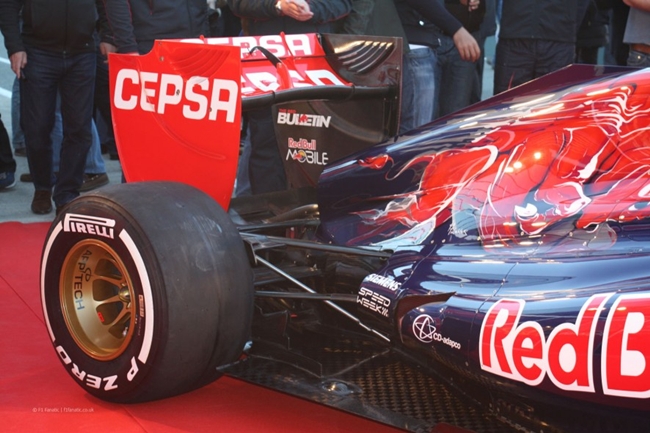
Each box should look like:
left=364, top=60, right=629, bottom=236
left=315, top=64, right=650, bottom=413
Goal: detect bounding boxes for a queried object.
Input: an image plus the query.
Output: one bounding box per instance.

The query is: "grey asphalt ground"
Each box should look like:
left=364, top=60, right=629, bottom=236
left=0, top=36, right=497, bottom=225
left=0, top=152, right=124, bottom=224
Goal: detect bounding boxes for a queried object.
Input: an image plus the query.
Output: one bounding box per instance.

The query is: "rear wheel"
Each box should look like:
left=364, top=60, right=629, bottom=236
left=41, top=182, right=253, bottom=403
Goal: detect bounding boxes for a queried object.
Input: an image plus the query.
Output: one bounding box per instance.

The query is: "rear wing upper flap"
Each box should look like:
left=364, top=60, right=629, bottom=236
left=237, top=33, right=403, bottom=111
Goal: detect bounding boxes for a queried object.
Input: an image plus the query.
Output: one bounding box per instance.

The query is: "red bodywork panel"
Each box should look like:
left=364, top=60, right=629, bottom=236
left=108, top=34, right=354, bottom=209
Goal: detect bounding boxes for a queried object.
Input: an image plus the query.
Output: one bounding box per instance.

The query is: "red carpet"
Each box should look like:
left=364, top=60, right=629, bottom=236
left=0, top=222, right=403, bottom=433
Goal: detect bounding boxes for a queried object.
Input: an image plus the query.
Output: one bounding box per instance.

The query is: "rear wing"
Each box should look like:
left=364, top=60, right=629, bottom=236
left=109, top=33, right=402, bottom=209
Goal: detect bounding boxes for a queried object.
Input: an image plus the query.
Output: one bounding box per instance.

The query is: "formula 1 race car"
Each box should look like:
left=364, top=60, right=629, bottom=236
left=40, top=33, right=650, bottom=432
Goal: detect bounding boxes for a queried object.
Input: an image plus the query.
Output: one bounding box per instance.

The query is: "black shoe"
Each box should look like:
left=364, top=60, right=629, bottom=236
left=109, top=152, right=120, bottom=161
left=31, top=190, right=53, bottom=214
left=14, top=147, right=26, bottom=157
left=80, top=173, right=109, bottom=192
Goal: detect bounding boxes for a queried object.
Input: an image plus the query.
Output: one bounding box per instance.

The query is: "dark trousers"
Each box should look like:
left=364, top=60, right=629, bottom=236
left=493, top=38, right=575, bottom=95
left=94, top=49, right=117, bottom=156
left=21, top=47, right=96, bottom=207
left=247, top=107, right=287, bottom=194
left=0, top=114, right=16, bottom=174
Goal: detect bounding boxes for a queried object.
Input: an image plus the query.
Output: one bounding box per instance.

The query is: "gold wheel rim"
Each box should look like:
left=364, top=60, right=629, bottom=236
left=60, top=240, right=135, bottom=361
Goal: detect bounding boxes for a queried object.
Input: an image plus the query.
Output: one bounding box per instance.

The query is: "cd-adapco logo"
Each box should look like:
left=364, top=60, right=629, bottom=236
left=412, top=314, right=461, bottom=349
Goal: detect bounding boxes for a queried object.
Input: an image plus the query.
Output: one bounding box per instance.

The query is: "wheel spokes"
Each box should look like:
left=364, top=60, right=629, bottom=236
left=60, top=240, right=136, bottom=361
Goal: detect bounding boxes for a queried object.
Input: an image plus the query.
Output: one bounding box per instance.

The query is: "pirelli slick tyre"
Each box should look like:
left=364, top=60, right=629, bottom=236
left=41, top=182, right=253, bottom=403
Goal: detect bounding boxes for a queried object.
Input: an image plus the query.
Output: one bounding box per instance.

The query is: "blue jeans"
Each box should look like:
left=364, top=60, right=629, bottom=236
left=435, top=32, right=481, bottom=118
left=11, top=78, right=25, bottom=150
left=627, top=49, right=650, bottom=67
left=21, top=47, right=96, bottom=208
left=400, top=47, right=437, bottom=133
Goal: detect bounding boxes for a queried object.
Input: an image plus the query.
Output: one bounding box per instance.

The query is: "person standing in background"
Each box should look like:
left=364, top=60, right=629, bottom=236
left=17, top=94, right=110, bottom=192
left=623, top=0, right=650, bottom=67
left=335, top=0, right=375, bottom=35
left=93, top=33, right=119, bottom=162
left=227, top=0, right=352, bottom=195
left=0, top=114, right=16, bottom=191
left=8, top=12, right=109, bottom=187
left=10, top=78, right=25, bottom=157
left=608, top=0, right=630, bottom=65
left=395, top=0, right=481, bottom=126
left=493, top=0, right=590, bottom=95
left=335, top=0, right=425, bottom=133
left=0, top=0, right=109, bottom=214
left=471, top=0, right=496, bottom=104
left=99, top=0, right=210, bottom=185
left=434, top=0, right=486, bottom=118
left=102, top=0, right=209, bottom=55
left=575, top=0, right=610, bottom=64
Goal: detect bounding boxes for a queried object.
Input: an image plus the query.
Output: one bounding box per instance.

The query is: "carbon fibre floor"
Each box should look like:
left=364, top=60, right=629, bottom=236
left=224, top=331, right=514, bottom=433
left=225, top=321, right=650, bottom=433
